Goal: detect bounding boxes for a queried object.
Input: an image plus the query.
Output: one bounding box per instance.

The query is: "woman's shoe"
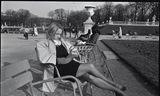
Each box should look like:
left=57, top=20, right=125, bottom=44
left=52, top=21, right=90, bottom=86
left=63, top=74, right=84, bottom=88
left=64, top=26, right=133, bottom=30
left=115, top=91, right=124, bottom=96
left=120, top=86, right=127, bottom=91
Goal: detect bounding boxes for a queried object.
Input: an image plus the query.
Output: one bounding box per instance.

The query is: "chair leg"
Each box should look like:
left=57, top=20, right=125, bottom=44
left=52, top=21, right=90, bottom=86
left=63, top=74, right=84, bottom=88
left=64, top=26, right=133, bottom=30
left=90, top=84, right=93, bottom=96
left=82, top=82, right=88, bottom=96
left=29, top=82, right=35, bottom=96
left=71, top=83, right=77, bottom=96
left=77, top=83, right=83, bottom=96
left=41, top=91, right=44, bottom=96
left=82, top=82, right=93, bottom=96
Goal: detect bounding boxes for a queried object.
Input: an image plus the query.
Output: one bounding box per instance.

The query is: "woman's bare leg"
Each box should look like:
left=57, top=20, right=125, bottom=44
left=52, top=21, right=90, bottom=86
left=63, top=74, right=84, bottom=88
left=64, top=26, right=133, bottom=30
left=80, top=73, right=127, bottom=96
left=76, top=63, right=125, bottom=90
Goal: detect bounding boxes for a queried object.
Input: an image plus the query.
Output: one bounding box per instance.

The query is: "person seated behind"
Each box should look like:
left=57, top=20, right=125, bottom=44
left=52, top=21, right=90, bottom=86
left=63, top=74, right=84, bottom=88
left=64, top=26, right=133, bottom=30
left=112, top=30, right=117, bottom=39
left=23, top=27, right=29, bottom=40
left=87, top=23, right=100, bottom=44
left=78, top=29, right=91, bottom=42
left=36, top=22, right=127, bottom=95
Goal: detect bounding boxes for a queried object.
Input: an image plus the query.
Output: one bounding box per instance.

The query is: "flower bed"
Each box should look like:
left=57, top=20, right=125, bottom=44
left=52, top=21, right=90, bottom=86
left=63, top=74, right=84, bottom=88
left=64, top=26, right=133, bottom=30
left=101, top=40, right=159, bottom=88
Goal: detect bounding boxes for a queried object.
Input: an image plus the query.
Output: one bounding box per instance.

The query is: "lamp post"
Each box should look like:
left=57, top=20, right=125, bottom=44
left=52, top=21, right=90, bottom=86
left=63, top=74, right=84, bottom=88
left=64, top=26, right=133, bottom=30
left=83, top=5, right=95, bottom=34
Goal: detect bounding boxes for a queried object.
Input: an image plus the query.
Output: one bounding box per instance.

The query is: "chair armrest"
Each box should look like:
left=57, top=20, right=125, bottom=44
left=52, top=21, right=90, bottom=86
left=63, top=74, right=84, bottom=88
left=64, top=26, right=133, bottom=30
left=85, top=43, right=96, bottom=46
left=32, top=75, right=83, bottom=93
left=40, top=63, right=61, bottom=78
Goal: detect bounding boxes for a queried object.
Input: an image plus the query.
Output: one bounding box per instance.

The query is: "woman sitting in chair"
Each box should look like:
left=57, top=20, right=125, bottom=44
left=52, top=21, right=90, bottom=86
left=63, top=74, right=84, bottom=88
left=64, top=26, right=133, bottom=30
left=36, top=22, right=127, bottom=96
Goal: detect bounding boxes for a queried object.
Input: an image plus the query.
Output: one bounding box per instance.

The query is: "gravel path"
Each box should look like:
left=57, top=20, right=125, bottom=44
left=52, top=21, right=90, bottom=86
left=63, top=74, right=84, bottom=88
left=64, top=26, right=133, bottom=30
left=1, top=34, right=115, bottom=96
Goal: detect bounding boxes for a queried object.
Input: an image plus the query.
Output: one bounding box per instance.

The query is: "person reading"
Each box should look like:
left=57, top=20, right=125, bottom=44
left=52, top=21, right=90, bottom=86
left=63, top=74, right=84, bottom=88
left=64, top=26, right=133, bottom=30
left=36, top=22, right=127, bottom=96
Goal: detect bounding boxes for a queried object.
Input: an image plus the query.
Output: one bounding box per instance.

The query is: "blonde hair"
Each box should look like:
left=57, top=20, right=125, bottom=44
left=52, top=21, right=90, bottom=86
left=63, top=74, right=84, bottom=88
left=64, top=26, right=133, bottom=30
left=46, top=22, right=63, bottom=40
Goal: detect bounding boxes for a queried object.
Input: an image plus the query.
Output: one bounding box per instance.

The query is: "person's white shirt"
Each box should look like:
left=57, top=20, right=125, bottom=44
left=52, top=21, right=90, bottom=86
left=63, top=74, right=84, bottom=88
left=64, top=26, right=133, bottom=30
left=24, top=28, right=30, bottom=33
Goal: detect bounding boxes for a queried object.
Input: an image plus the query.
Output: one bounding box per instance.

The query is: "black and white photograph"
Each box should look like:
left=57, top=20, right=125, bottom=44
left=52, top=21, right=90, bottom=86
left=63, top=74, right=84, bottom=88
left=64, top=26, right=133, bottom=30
left=1, top=1, right=159, bottom=96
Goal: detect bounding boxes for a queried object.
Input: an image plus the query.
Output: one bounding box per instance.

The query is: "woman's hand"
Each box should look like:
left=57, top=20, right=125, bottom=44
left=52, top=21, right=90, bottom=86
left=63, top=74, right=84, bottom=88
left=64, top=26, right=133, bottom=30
left=68, top=53, right=78, bottom=58
left=57, top=58, right=69, bottom=64
left=57, top=54, right=75, bottom=64
left=57, top=53, right=79, bottom=64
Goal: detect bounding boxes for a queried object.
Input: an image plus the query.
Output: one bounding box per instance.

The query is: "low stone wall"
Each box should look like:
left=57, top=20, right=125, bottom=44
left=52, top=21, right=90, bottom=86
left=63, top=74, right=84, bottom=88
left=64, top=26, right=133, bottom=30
left=88, top=45, right=115, bottom=96
left=100, top=24, right=159, bottom=36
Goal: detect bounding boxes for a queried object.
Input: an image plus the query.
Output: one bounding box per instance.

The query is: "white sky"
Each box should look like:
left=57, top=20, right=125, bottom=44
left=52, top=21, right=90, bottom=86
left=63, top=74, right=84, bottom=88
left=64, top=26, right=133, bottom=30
left=1, top=1, right=129, bottom=18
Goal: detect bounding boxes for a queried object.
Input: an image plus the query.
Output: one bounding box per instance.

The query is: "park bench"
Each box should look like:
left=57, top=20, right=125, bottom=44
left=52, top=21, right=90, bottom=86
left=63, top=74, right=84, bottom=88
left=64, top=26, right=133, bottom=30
left=1, top=59, right=92, bottom=96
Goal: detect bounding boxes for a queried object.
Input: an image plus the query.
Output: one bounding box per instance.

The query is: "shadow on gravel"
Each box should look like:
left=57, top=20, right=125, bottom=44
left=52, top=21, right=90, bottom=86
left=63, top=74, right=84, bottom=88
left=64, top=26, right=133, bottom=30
left=17, top=37, right=27, bottom=40
left=34, top=40, right=40, bottom=42
left=3, top=62, right=11, bottom=66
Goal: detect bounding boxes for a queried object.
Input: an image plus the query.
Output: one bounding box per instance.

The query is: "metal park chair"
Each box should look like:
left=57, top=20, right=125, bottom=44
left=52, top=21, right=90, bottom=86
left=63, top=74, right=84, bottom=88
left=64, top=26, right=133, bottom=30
left=35, top=47, right=93, bottom=96
left=73, top=32, right=100, bottom=63
left=71, top=44, right=95, bottom=63
left=1, top=60, right=88, bottom=96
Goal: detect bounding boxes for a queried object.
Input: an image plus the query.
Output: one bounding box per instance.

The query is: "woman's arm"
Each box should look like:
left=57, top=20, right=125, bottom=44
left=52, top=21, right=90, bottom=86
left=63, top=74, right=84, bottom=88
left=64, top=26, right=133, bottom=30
left=81, top=36, right=89, bottom=40
left=57, top=53, right=77, bottom=64
left=36, top=41, right=56, bottom=65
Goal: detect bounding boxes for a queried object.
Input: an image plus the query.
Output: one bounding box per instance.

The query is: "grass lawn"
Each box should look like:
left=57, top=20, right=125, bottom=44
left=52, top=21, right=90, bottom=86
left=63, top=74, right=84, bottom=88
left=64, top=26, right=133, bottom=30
left=101, top=40, right=159, bottom=88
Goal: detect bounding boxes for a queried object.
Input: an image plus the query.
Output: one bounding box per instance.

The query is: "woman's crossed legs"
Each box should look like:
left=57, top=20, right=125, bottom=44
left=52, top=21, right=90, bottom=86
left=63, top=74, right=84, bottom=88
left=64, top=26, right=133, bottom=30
left=76, top=63, right=127, bottom=96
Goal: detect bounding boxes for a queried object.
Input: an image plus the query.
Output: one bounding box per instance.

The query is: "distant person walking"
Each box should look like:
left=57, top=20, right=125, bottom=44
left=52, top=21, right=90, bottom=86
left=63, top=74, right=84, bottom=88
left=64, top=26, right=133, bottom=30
left=42, top=25, right=45, bottom=33
left=63, top=27, right=67, bottom=37
left=23, top=27, right=29, bottom=40
left=72, top=28, right=75, bottom=38
left=74, top=27, right=79, bottom=39
left=118, top=27, right=122, bottom=39
left=31, top=25, right=34, bottom=36
left=88, top=23, right=100, bottom=44
left=33, top=24, right=38, bottom=36
left=112, top=30, right=117, bottom=39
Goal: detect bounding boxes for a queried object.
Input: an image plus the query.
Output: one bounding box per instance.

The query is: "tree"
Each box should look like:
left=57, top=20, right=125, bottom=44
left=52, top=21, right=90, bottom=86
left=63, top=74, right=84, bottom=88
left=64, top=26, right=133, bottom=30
left=113, top=4, right=125, bottom=21
left=48, top=8, right=68, bottom=26
left=5, top=9, right=17, bottom=17
left=17, top=9, right=31, bottom=26
left=103, top=2, right=114, bottom=22
left=127, top=2, right=157, bottom=21
left=136, top=2, right=148, bottom=21
left=54, top=8, right=66, bottom=20
left=4, top=9, right=19, bottom=25
left=92, top=7, right=101, bottom=23
left=67, top=10, right=88, bottom=28
left=48, top=11, right=56, bottom=20
left=127, top=2, right=139, bottom=21
left=146, top=2, right=159, bottom=21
